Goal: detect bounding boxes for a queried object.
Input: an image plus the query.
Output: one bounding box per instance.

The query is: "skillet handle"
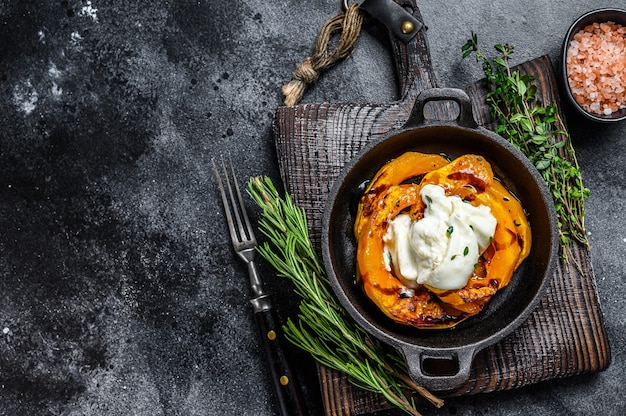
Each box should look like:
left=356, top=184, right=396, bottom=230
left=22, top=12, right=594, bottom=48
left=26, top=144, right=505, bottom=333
left=405, top=87, right=479, bottom=129
left=400, top=346, right=475, bottom=391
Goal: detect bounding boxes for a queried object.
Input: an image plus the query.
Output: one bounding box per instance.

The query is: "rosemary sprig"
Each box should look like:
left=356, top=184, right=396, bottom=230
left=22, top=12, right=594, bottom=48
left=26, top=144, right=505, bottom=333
left=462, top=34, right=589, bottom=263
left=247, top=176, right=444, bottom=416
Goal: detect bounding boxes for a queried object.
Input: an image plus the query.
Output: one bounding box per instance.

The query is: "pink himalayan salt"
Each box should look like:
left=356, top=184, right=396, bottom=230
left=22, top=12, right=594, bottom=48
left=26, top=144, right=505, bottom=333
left=566, top=21, right=626, bottom=116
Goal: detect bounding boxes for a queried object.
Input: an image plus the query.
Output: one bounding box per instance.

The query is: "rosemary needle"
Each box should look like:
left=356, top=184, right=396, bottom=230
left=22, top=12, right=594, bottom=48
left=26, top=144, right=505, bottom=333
left=247, top=176, right=444, bottom=415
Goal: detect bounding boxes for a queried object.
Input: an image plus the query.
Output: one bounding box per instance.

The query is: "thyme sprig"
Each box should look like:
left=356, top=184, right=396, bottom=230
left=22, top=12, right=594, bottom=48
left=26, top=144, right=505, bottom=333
left=247, top=176, right=444, bottom=416
left=462, top=34, right=589, bottom=263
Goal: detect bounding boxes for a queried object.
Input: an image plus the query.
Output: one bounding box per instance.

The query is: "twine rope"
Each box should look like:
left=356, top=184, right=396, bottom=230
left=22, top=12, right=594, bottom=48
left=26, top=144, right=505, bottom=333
left=282, top=3, right=364, bottom=106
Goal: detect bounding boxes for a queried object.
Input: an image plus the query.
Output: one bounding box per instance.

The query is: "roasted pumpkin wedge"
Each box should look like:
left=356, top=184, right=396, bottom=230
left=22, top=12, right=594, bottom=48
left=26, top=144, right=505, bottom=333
left=354, top=153, right=531, bottom=329
left=354, top=152, right=449, bottom=238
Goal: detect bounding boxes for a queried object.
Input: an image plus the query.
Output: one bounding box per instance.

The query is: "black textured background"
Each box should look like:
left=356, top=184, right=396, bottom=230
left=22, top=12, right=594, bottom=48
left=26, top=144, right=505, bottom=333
left=0, top=1, right=624, bottom=415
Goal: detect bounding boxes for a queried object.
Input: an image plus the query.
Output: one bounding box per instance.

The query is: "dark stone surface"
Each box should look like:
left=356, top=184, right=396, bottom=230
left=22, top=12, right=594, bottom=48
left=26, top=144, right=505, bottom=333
left=0, top=1, right=623, bottom=415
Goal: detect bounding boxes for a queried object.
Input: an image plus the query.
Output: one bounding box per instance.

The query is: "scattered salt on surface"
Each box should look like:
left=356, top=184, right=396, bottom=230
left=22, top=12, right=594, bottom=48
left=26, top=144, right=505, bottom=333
left=79, top=1, right=98, bottom=22
left=566, top=21, right=626, bottom=116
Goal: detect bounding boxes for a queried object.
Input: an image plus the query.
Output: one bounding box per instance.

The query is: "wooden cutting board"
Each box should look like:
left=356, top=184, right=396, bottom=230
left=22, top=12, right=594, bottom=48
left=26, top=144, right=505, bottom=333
left=272, top=1, right=611, bottom=414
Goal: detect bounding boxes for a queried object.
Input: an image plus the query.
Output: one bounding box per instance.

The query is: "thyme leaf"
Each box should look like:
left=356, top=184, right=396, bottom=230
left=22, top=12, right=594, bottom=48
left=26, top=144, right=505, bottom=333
left=462, top=34, right=589, bottom=265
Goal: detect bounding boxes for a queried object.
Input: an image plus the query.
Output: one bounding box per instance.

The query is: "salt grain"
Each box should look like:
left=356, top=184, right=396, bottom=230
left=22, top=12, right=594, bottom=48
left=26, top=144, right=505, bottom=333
left=566, top=21, right=626, bottom=116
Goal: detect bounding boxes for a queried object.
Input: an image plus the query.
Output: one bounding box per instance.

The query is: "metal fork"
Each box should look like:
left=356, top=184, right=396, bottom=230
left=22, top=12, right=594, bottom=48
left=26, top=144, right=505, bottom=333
left=213, top=157, right=308, bottom=416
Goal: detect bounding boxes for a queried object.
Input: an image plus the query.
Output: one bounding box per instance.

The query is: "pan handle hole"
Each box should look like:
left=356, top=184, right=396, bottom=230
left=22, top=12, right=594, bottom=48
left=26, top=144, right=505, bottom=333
left=423, top=100, right=460, bottom=121
left=422, top=357, right=459, bottom=376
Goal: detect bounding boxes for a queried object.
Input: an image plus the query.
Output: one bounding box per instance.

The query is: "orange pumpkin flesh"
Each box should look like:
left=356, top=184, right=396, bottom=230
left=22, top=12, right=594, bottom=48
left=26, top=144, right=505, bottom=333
left=354, top=153, right=531, bottom=329
left=354, top=152, right=449, bottom=238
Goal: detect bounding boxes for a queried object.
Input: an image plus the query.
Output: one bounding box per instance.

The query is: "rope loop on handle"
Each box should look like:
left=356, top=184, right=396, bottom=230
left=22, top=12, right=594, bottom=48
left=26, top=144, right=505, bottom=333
left=282, top=3, right=364, bottom=106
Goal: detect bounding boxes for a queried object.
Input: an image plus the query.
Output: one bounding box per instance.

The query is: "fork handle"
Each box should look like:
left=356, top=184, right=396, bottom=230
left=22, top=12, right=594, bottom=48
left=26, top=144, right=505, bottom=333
left=253, top=299, right=309, bottom=416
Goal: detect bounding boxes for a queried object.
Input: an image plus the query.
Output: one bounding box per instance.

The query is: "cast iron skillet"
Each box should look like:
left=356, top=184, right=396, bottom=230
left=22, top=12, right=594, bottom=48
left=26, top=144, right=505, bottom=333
left=322, top=88, right=558, bottom=391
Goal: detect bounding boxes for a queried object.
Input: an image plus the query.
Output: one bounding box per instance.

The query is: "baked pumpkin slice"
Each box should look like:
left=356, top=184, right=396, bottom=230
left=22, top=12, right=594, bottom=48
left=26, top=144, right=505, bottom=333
left=354, top=153, right=531, bottom=329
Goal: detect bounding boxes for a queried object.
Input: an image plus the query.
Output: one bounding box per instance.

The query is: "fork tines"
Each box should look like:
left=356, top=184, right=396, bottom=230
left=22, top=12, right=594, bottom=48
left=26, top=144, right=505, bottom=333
left=212, top=156, right=257, bottom=250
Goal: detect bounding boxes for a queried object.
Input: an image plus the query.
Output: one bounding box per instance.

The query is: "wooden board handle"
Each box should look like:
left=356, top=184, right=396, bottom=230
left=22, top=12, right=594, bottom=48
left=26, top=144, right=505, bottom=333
left=387, top=0, right=438, bottom=97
